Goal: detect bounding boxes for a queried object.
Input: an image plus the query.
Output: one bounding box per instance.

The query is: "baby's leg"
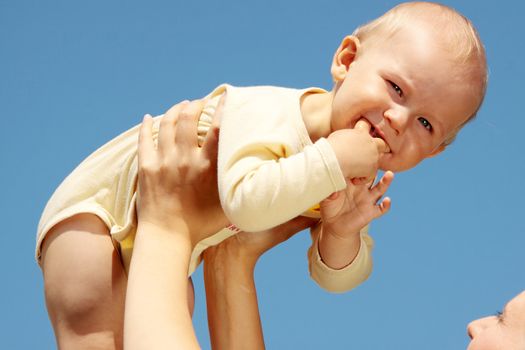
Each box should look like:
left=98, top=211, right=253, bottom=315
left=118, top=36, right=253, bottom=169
left=41, top=214, right=127, bottom=350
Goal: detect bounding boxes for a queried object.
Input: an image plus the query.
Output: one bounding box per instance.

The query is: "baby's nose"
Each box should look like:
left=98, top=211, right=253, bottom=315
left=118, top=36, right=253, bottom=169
left=383, top=108, right=409, bottom=135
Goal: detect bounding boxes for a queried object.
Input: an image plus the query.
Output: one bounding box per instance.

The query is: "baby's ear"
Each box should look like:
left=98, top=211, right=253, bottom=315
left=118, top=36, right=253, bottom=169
left=331, top=36, right=360, bottom=82
left=426, top=144, right=446, bottom=158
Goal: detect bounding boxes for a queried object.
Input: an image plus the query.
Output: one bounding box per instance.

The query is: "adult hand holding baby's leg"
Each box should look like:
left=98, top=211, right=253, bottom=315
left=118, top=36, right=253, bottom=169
left=41, top=101, right=223, bottom=350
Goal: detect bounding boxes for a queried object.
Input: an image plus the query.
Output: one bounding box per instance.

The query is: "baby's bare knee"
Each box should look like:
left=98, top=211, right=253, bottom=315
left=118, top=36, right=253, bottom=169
left=45, top=270, right=116, bottom=328
left=41, top=215, right=126, bottom=346
left=45, top=277, right=125, bottom=350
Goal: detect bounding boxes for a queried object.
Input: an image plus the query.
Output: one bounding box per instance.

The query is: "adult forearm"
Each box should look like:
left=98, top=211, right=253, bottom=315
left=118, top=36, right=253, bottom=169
left=124, top=222, right=199, bottom=350
left=203, top=245, right=265, bottom=350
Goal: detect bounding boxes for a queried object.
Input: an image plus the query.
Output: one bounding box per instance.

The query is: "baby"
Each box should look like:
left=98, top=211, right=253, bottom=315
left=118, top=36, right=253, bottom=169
left=37, top=2, right=487, bottom=348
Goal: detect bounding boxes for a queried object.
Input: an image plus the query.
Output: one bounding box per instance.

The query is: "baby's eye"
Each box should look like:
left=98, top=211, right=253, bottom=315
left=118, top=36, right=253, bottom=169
left=388, top=80, right=403, bottom=97
left=418, top=117, right=432, bottom=132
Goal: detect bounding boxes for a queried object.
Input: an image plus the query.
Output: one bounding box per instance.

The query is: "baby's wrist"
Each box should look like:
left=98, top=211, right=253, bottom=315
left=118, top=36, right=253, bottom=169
left=323, top=225, right=361, bottom=241
left=318, top=225, right=362, bottom=270
left=322, top=211, right=370, bottom=238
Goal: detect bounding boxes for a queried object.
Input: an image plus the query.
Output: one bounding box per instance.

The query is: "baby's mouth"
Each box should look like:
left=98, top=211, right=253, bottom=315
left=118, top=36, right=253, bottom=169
left=370, top=126, right=381, bottom=138
left=370, top=125, right=391, bottom=153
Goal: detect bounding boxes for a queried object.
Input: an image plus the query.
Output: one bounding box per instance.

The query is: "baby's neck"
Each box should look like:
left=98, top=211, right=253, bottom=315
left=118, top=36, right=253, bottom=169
left=300, top=90, right=334, bottom=142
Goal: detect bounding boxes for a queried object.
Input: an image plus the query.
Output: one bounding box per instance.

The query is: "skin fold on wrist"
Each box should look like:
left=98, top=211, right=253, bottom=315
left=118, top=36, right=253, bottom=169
left=318, top=225, right=361, bottom=269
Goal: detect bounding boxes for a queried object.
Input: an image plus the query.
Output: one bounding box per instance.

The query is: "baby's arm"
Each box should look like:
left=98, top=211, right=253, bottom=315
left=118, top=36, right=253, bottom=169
left=307, top=120, right=391, bottom=292
left=216, top=88, right=347, bottom=231
left=321, top=120, right=391, bottom=269
left=319, top=172, right=393, bottom=265
left=308, top=172, right=393, bottom=292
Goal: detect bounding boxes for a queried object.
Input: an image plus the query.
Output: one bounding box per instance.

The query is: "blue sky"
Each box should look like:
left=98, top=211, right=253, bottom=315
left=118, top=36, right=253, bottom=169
left=2, top=0, right=524, bottom=349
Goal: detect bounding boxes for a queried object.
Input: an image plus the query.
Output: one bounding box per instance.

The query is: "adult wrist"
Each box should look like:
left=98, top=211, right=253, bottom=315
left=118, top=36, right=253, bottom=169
left=136, top=220, right=192, bottom=246
left=204, top=241, right=258, bottom=273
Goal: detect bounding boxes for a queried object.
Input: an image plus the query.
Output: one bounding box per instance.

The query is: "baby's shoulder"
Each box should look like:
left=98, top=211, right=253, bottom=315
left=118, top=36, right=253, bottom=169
left=217, top=84, right=305, bottom=108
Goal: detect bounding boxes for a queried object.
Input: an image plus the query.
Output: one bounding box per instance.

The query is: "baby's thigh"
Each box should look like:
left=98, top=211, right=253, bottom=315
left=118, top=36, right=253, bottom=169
left=41, top=213, right=127, bottom=350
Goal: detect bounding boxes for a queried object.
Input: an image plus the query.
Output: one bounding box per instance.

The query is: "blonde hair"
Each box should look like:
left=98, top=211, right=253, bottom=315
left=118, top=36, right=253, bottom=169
left=353, top=2, right=487, bottom=145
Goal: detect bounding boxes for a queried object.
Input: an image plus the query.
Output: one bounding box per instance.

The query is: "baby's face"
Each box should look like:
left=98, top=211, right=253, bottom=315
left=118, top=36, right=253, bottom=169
left=330, top=24, right=481, bottom=172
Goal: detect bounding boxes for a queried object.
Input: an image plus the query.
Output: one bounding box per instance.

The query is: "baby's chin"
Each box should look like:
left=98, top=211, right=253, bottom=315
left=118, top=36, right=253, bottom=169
left=378, top=157, right=412, bottom=173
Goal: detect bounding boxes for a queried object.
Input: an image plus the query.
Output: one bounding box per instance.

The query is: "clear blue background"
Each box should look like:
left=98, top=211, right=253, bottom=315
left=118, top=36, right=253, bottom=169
left=2, top=0, right=524, bottom=349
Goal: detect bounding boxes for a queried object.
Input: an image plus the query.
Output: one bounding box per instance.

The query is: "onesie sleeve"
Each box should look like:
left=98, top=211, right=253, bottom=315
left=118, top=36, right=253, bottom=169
left=217, top=87, right=346, bottom=232
left=307, top=223, right=374, bottom=293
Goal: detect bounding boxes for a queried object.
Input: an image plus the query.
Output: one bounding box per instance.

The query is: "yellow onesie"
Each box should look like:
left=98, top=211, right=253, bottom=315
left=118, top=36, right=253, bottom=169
left=36, top=84, right=374, bottom=293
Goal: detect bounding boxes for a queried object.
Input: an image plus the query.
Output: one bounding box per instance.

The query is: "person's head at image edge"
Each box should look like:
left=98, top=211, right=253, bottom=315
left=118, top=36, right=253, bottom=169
left=467, top=291, right=525, bottom=350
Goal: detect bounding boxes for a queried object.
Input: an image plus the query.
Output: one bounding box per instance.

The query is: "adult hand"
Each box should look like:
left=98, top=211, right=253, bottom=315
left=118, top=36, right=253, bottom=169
left=137, top=99, right=228, bottom=246
left=206, top=215, right=317, bottom=266
left=126, top=99, right=227, bottom=350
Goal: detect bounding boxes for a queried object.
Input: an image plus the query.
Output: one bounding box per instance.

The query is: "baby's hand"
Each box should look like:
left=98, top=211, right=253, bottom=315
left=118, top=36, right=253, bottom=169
left=320, top=171, right=394, bottom=239
left=327, top=120, right=388, bottom=183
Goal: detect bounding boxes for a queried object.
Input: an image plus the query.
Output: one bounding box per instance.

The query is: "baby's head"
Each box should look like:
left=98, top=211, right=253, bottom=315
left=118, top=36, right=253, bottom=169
left=329, top=1, right=487, bottom=172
